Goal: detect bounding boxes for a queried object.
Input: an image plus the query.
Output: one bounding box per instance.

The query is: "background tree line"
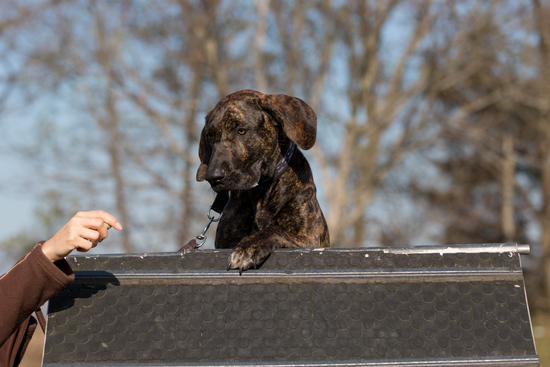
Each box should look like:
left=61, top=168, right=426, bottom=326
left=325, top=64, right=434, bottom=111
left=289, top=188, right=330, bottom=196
left=1, top=0, right=550, bottom=315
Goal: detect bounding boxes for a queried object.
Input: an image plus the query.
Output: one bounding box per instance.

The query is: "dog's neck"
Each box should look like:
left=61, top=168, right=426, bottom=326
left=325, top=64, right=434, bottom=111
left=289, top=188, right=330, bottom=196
left=272, top=141, right=296, bottom=181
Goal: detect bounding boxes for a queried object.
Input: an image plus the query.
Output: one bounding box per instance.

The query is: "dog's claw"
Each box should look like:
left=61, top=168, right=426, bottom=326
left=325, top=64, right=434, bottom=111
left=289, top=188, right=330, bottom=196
left=227, top=244, right=271, bottom=274
left=228, top=247, right=254, bottom=273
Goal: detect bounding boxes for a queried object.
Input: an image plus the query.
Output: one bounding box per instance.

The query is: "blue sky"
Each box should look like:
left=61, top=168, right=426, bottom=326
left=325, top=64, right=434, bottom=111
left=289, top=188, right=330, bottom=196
left=0, top=151, right=37, bottom=272
left=0, top=192, right=34, bottom=242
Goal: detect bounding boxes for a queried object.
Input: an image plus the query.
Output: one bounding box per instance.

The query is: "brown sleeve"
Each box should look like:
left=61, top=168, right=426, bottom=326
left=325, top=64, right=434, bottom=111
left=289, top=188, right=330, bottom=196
left=0, top=243, right=75, bottom=365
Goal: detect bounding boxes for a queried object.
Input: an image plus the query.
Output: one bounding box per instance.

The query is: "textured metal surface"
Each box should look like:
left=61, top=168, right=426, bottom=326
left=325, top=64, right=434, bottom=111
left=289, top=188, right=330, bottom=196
left=44, top=245, right=539, bottom=366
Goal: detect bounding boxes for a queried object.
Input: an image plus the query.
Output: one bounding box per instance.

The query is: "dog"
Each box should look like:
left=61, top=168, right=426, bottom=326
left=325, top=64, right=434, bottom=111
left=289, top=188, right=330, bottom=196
left=197, top=89, right=330, bottom=273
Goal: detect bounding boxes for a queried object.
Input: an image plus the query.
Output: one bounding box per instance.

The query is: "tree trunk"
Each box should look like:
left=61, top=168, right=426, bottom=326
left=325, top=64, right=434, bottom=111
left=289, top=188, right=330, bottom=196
left=501, top=133, right=516, bottom=242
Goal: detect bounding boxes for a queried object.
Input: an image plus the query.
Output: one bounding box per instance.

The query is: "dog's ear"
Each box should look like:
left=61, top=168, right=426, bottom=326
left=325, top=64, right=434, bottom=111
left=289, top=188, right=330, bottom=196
left=196, top=126, right=210, bottom=182
left=255, top=94, right=317, bottom=150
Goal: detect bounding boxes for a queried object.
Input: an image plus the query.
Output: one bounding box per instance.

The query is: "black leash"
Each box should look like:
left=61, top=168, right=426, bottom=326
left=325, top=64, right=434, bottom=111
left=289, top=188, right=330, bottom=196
left=179, top=191, right=229, bottom=251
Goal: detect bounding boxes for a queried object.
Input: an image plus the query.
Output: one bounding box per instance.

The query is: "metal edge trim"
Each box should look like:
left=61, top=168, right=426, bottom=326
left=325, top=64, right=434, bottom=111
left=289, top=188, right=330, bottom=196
left=43, top=355, right=541, bottom=367
left=73, top=268, right=524, bottom=282
left=67, top=243, right=531, bottom=264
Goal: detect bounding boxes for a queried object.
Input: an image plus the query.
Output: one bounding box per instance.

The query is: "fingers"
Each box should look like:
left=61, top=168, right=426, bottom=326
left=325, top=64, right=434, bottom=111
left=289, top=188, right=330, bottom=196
left=67, top=217, right=106, bottom=243
left=42, top=210, right=123, bottom=262
left=63, top=220, right=101, bottom=249
left=78, top=211, right=123, bottom=244
left=75, top=210, right=123, bottom=231
left=74, top=229, right=100, bottom=251
left=72, top=211, right=123, bottom=243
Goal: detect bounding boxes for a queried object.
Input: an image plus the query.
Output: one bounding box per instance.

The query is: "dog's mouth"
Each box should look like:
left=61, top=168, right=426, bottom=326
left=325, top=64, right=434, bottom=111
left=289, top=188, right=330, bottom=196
left=208, top=180, right=225, bottom=192
left=205, top=161, right=264, bottom=192
left=207, top=176, right=260, bottom=192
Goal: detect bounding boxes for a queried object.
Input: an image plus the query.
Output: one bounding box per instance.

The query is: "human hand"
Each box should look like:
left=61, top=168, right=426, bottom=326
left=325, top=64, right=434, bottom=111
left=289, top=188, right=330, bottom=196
left=41, top=210, right=123, bottom=262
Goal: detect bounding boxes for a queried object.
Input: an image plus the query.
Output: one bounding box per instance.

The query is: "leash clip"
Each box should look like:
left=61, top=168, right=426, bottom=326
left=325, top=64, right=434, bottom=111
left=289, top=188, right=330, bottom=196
left=193, top=207, right=222, bottom=248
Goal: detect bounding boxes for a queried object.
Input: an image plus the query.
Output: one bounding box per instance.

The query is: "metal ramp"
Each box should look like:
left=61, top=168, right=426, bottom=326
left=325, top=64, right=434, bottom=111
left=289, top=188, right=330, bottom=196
left=43, top=244, right=539, bottom=366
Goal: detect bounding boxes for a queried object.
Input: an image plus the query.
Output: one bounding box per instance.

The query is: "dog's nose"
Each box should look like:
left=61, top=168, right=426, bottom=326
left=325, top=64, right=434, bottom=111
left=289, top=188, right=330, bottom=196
left=205, top=168, right=226, bottom=184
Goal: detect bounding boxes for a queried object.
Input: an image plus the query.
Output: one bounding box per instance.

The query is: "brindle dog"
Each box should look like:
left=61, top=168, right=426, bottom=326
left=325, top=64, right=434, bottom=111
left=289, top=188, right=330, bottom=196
left=197, top=89, right=330, bottom=273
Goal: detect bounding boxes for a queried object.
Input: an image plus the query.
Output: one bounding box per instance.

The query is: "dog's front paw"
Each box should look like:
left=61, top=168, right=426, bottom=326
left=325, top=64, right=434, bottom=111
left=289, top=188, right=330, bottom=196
left=227, top=245, right=271, bottom=275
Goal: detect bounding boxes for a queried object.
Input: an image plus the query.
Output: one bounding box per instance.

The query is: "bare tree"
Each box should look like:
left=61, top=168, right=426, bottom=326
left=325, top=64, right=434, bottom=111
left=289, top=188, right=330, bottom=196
left=301, top=1, right=452, bottom=246
left=2, top=1, right=550, bottom=293
left=515, top=0, right=550, bottom=306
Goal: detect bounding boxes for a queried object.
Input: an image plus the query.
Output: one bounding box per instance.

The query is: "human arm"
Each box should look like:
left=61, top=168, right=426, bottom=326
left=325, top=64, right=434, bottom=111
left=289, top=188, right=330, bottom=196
left=0, top=210, right=122, bottom=349
left=0, top=244, right=74, bottom=349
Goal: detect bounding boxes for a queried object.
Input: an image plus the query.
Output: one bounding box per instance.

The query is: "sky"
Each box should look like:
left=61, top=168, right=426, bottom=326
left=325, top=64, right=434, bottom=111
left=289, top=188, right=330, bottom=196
left=0, top=193, right=34, bottom=242
left=0, top=149, right=34, bottom=237
left=0, top=151, right=37, bottom=272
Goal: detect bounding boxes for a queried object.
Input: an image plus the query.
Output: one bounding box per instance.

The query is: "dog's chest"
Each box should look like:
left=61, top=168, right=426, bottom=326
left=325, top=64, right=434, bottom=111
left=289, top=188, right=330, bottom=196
left=214, top=193, right=282, bottom=247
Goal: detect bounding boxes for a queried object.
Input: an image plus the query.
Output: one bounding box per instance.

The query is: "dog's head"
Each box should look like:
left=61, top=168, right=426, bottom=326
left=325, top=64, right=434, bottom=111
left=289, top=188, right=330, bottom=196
left=197, top=89, right=317, bottom=191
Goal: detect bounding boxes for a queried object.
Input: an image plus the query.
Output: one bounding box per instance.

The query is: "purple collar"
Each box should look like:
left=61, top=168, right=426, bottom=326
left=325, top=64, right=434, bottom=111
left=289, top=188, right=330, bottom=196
left=273, top=141, right=296, bottom=180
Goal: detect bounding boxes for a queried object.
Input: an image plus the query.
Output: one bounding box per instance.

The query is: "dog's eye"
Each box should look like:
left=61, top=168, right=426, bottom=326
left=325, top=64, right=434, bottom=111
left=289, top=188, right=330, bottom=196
left=237, top=128, right=247, bottom=136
